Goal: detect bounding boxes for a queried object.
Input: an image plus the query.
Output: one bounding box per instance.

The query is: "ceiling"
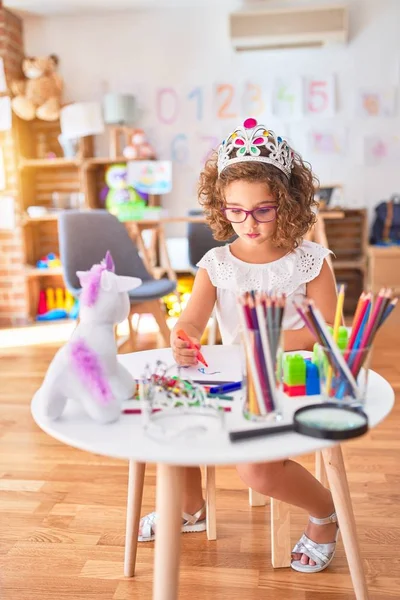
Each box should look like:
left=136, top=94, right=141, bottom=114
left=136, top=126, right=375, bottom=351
left=4, top=0, right=248, bottom=17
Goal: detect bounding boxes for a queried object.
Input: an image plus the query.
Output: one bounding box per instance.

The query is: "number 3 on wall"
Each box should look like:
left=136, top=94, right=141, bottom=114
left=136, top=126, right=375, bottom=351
left=243, top=82, right=265, bottom=117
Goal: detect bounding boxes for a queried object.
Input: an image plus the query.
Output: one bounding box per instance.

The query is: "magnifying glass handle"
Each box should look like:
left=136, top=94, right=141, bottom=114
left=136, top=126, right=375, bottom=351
left=229, top=424, right=294, bottom=442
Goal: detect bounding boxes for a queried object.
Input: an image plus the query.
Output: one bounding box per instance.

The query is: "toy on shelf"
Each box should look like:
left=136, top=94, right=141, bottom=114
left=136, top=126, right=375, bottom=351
left=122, top=129, right=156, bottom=160
left=37, top=287, right=78, bottom=321
left=36, top=252, right=62, bottom=269
left=100, top=163, right=148, bottom=222
left=10, top=54, right=63, bottom=121
left=33, top=251, right=142, bottom=423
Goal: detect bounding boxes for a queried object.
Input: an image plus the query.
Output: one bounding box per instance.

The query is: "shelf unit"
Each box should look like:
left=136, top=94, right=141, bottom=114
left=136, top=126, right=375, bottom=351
left=15, top=118, right=162, bottom=321
left=15, top=119, right=88, bottom=319
left=324, top=208, right=368, bottom=314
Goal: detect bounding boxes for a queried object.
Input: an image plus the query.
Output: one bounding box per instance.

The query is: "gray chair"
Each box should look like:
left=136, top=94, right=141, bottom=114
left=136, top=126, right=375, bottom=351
left=187, top=210, right=236, bottom=344
left=58, top=210, right=176, bottom=348
left=187, top=209, right=230, bottom=273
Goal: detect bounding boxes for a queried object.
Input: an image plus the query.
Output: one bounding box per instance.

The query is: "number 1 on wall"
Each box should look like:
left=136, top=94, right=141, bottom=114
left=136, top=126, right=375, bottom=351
left=188, top=87, right=203, bottom=121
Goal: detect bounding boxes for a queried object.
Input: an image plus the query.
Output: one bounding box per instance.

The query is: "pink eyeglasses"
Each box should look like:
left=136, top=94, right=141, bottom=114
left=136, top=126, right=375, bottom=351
left=222, top=205, right=277, bottom=224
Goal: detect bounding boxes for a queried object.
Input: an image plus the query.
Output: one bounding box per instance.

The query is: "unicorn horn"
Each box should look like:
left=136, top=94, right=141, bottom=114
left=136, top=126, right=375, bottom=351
left=104, top=251, right=115, bottom=272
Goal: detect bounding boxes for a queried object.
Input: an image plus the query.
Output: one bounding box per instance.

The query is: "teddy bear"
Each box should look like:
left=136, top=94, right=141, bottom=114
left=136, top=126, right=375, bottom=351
left=10, top=54, right=63, bottom=121
left=122, top=129, right=156, bottom=160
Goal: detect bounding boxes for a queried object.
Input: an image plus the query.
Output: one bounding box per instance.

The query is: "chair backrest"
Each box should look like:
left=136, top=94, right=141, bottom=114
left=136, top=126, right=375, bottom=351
left=58, top=210, right=152, bottom=292
left=187, top=209, right=234, bottom=268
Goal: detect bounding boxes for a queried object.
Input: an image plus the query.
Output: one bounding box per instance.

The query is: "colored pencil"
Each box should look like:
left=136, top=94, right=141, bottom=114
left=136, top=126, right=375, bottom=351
left=326, top=284, right=345, bottom=394
left=379, top=297, right=398, bottom=327
left=237, top=299, right=266, bottom=416
left=307, top=301, right=359, bottom=398
left=238, top=292, right=286, bottom=416
left=344, top=293, right=372, bottom=361
left=296, top=289, right=398, bottom=401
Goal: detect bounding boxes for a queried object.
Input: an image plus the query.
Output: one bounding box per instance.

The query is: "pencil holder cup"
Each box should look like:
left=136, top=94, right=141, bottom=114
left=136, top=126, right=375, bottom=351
left=241, top=328, right=283, bottom=422
left=316, top=345, right=373, bottom=408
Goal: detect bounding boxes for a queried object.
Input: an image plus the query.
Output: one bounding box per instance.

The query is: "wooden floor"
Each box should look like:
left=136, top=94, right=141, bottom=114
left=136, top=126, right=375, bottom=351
left=0, top=320, right=399, bottom=600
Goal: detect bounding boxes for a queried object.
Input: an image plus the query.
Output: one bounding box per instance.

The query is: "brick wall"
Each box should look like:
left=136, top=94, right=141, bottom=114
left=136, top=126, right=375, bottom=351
left=0, top=5, right=27, bottom=327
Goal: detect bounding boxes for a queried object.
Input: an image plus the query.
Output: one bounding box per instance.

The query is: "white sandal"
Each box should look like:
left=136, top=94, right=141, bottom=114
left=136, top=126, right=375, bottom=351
left=291, top=511, right=339, bottom=573
left=138, top=503, right=207, bottom=542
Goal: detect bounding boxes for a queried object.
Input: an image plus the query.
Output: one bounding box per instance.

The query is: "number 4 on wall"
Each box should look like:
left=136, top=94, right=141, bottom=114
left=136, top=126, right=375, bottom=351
left=304, top=76, right=336, bottom=117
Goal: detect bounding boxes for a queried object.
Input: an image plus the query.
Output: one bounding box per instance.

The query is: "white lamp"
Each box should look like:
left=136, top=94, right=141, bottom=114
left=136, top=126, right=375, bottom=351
left=60, top=102, right=105, bottom=139
left=59, top=102, right=105, bottom=158
left=103, top=93, right=136, bottom=126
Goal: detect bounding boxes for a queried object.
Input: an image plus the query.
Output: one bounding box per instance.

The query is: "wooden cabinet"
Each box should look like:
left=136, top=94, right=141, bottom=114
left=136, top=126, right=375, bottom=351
left=368, top=246, right=400, bottom=295
left=324, top=209, right=368, bottom=315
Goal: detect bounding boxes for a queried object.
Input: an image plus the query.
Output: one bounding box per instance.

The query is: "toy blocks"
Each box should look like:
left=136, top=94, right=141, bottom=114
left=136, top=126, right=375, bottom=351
left=283, top=353, right=320, bottom=397
left=306, top=361, right=320, bottom=395
left=283, top=354, right=306, bottom=396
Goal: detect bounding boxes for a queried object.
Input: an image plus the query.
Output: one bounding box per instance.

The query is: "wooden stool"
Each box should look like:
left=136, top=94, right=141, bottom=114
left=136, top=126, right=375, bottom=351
left=123, top=448, right=369, bottom=600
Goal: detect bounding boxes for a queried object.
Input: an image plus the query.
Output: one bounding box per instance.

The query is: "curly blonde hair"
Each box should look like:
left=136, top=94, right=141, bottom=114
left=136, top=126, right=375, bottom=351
left=198, top=143, right=318, bottom=250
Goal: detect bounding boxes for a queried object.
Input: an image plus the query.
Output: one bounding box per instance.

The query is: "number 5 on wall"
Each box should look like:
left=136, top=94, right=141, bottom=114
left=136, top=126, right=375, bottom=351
left=304, top=76, right=336, bottom=117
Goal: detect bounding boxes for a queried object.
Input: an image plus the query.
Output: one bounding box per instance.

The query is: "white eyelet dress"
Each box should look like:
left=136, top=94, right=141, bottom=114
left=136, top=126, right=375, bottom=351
left=197, top=240, right=331, bottom=345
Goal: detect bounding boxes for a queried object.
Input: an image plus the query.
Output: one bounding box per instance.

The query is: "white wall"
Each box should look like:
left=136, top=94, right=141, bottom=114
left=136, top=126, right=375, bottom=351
left=22, top=0, right=400, bottom=234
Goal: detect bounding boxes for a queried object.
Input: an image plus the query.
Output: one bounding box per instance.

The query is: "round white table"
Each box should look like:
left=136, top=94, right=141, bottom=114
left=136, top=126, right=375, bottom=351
left=31, top=345, right=395, bottom=600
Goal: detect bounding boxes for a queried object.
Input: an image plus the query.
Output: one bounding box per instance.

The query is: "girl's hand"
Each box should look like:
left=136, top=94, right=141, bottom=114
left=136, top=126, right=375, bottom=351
left=172, top=332, right=201, bottom=366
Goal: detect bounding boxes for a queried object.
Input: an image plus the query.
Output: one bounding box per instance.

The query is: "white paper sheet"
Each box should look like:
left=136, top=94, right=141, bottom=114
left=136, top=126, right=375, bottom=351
left=0, top=96, right=12, bottom=132
left=178, top=345, right=242, bottom=383
left=0, top=58, right=7, bottom=93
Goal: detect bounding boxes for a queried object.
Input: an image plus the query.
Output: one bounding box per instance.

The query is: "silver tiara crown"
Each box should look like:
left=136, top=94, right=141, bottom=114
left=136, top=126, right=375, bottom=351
left=217, top=118, right=294, bottom=178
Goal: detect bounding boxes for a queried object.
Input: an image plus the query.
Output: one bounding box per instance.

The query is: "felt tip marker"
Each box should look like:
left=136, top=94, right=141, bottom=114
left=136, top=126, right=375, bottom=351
left=176, top=329, right=208, bottom=367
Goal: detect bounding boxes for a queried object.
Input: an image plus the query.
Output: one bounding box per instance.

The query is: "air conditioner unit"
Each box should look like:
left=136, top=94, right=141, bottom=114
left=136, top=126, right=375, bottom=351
left=230, top=4, right=349, bottom=51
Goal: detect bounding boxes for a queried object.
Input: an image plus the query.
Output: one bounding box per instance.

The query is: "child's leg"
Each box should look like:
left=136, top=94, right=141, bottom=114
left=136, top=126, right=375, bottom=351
left=181, top=466, right=206, bottom=515
left=237, top=460, right=336, bottom=567
left=138, top=466, right=205, bottom=540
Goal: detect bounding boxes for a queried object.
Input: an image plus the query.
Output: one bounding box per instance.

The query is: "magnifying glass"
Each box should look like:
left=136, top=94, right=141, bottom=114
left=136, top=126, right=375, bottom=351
left=229, top=403, right=368, bottom=443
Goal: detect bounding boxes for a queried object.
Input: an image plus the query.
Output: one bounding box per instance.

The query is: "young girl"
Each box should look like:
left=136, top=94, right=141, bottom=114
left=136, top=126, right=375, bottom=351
left=139, top=117, right=339, bottom=574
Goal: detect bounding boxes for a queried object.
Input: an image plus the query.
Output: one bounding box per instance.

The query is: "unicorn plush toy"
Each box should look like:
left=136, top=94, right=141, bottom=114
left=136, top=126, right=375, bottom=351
left=34, top=252, right=142, bottom=423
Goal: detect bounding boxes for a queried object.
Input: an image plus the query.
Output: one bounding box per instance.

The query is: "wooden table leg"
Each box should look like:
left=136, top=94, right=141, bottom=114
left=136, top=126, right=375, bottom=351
left=248, top=488, right=267, bottom=506
left=315, top=450, right=329, bottom=488
left=153, top=464, right=184, bottom=600
left=270, top=498, right=291, bottom=568
left=322, top=445, right=369, bottom=600
left=205, top=466, right=216, bottom=540
left=124, top=461, right=146, bottom=577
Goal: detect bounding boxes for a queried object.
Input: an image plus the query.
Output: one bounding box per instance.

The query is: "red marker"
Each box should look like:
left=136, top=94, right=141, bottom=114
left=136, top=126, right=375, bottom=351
left=122, top=406, right=231, bottom=414
left=122, top=408, right=161, bottom=415
left=176, top=329, right=208, bottom=367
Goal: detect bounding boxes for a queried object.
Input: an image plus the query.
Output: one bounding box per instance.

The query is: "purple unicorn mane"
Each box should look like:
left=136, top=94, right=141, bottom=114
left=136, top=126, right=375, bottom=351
left=80, top=251, right=115, bottom=308
left=70, top=339, right=113, bottom=404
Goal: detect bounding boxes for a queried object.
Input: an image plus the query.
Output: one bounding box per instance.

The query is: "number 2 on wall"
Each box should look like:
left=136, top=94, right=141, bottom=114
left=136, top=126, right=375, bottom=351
left=216, top=84, right=237, bottom=119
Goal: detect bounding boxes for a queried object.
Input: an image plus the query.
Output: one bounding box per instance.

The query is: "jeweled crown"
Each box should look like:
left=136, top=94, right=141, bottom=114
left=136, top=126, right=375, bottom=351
left=217, top=118, right=294, bottom=178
